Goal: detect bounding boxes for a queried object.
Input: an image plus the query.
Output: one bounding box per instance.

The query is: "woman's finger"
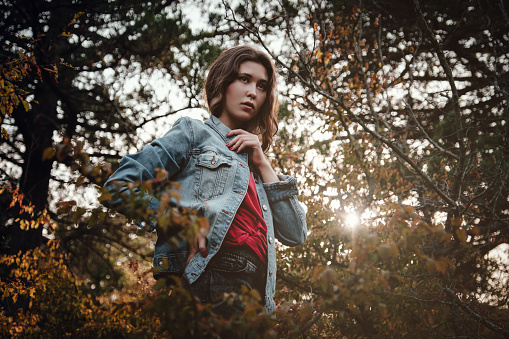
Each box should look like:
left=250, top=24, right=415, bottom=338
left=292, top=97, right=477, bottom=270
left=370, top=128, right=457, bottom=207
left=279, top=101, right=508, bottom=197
left=228, top=135, right=252, bottom=148
left=186, top=246, right=198, bottom=266
left=198, top=233, right=208, bottom=257
left=227, top=129, right=249, bottom=137
left=227, top=134, right=260, bottom=151
left=185, top=229, right=208, bottom=267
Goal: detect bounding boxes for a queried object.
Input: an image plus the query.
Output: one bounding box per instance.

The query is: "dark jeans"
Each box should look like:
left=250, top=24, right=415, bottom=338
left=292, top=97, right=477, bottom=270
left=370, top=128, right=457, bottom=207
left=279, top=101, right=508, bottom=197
left=183, top=245, right=267, bottom=319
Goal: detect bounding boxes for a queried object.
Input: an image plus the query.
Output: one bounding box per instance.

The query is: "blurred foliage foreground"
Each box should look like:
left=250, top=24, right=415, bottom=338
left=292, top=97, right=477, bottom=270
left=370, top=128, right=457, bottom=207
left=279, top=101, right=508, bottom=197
left=0, top=182, right=277, bottom=338
left=1, top=184, right=508, bottom=338
left=0, top=241, right=273, bottom=338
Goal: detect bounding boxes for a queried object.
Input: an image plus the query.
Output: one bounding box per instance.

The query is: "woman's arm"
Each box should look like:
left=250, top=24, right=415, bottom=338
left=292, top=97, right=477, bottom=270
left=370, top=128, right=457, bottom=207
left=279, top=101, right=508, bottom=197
left=103, top=117, right=193, bottom=230
left=263, top=175, right=307, bottom=246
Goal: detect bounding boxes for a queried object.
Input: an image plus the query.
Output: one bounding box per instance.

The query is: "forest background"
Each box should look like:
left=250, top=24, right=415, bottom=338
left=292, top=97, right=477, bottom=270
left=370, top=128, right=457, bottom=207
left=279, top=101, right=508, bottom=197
left=1, top=0, right=508, bottom=337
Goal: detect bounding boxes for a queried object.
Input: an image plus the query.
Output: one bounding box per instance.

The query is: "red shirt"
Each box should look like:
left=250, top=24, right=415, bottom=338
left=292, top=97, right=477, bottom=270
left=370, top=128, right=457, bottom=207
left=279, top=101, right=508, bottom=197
left=222, top=174, right=268, bottom=264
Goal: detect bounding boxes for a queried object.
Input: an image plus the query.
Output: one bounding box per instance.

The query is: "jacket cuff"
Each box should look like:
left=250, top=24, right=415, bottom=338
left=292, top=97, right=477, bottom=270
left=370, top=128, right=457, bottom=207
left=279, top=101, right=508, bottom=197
left=263, top=174, right=299, bottom=203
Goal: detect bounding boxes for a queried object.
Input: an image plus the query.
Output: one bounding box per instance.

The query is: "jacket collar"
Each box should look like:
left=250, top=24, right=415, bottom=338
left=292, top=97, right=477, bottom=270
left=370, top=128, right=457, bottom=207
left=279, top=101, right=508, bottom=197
left=205, top=115, right=234, bottom=143
left=204, top=115, right=250, bottom=165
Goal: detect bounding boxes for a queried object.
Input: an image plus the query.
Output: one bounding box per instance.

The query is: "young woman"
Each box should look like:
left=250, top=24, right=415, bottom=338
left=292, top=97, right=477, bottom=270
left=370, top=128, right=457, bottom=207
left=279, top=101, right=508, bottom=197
left=104, top=46, right=307, bottom=317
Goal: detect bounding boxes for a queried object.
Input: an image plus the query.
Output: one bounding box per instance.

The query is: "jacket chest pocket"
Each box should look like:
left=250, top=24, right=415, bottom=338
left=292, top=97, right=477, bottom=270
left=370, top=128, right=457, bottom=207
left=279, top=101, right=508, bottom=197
left=195, top=153, right=232, bottom=200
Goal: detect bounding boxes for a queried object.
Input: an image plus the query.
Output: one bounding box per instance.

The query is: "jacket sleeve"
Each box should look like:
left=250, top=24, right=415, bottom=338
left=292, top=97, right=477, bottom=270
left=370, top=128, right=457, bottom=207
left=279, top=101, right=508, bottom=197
left=263, top=174, right=307, bottom=246
left=103, top=117, right=193, bottom=231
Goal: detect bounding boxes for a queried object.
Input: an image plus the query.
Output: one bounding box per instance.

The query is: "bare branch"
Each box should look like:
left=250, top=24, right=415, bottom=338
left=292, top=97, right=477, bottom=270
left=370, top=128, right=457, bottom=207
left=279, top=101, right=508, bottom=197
left=413, top=0, right=466, bottom=206
left=444, top=287, right=509, bottom=337
left=404, top=100, right=459, bottom=160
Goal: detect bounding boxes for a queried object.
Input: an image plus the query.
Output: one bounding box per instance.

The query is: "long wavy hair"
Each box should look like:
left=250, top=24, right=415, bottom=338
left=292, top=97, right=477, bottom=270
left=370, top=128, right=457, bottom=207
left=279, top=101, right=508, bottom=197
left=204, top=46, right=279, bottom=153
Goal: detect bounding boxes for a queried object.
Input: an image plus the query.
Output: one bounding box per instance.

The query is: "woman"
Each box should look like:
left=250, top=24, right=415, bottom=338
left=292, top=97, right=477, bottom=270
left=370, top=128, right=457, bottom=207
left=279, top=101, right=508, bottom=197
left=104, top=46, right=307, bottom=317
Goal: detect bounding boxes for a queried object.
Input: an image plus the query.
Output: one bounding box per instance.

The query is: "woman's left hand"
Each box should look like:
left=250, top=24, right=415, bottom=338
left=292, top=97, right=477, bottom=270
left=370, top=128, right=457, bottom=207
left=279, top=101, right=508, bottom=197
left=226, top=129, right=269, bottom=169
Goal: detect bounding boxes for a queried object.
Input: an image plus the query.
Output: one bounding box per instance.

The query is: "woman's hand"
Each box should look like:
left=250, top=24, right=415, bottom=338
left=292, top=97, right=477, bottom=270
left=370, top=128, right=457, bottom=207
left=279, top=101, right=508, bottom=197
left=186, top=228, right=208, bottom=267
left=226, top=129, right=268, bottom=168
left=226, top=129, right=279, bottom=183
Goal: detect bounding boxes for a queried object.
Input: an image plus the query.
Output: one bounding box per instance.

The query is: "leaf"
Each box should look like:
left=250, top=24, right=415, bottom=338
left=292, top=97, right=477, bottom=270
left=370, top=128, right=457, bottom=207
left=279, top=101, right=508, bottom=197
left=425, top=258, right=436, bottom=273
left=377, top=244, right=399, bottom=262
left=42, top=147, right=56, bottom=160
left=154, top=168, right=168, bottom=182
left=455, top=229, right=467, bottom=245
left=76, top=176, right=86, bottom=187
left=435, top=258, right=452, bottom=274
left=451, top=217, right=462, bottom=227
left=153, top=278, right=167, bottom=291
left=58, top=200, right=76, bottom=206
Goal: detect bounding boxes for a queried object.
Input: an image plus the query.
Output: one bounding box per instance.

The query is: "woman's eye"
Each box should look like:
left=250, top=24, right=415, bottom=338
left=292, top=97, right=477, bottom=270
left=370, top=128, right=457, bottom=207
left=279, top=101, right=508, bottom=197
left=257, top=84, right=267, bottom=91
left=239, top=76, right=248, bottom=82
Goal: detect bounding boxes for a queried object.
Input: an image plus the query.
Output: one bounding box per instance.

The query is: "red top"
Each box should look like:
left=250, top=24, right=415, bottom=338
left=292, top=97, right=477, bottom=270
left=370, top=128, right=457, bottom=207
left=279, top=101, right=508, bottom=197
left=222, top=173, right=268, bottom=264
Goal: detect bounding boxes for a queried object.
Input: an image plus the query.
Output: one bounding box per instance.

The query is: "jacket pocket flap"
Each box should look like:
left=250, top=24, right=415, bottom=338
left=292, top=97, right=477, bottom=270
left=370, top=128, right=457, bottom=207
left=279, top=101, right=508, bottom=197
left=196, top=153, right=231, bottom=169
left=153, top=253, right=184, bottom=273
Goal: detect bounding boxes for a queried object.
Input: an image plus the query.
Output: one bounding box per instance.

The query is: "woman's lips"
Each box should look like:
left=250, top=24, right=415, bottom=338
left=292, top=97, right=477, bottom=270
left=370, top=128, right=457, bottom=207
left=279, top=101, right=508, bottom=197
left=241, top=102, right=254, bottom=109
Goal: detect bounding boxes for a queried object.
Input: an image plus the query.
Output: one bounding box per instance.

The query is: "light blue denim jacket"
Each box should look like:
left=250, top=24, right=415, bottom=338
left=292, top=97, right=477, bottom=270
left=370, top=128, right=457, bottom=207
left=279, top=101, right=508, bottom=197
left=104, top=116, right=307, bottom=313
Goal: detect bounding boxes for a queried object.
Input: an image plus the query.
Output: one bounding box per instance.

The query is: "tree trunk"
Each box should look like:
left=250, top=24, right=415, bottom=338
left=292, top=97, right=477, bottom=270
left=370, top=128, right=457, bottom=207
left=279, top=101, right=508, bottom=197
left=6, top=80, right=58, bottom=254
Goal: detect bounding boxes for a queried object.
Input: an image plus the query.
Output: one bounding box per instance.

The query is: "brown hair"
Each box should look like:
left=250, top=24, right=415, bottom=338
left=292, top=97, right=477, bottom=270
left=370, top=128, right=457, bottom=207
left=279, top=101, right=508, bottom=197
left=204, top=46, right=279, bottom=152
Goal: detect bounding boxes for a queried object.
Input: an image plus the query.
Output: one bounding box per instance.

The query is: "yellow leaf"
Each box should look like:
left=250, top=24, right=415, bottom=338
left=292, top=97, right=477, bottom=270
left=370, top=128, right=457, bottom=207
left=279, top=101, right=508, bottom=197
left=22, top=100, right=30, bottom=112
left=42, top=147, right=56, bottom=161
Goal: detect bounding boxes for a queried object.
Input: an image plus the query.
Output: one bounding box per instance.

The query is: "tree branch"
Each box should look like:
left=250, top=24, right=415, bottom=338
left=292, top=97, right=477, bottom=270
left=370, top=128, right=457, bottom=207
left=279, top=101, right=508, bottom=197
left=444, top=287, right=509, bottom=337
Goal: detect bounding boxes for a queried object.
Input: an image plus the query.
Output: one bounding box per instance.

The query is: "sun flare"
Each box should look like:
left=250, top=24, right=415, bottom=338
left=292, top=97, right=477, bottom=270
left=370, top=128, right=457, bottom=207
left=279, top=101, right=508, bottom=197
left=345, top=213, right=360, bottom=228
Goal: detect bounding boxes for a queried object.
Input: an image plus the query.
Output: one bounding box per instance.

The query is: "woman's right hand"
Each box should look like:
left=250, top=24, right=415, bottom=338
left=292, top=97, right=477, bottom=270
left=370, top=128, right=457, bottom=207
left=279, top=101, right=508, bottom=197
left=186, top=228, right=208, bottom=267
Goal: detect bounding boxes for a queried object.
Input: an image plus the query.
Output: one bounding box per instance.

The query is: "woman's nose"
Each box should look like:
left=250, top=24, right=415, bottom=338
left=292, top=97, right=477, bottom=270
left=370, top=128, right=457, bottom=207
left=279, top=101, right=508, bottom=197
left=246, top=83, right=257, bottom=98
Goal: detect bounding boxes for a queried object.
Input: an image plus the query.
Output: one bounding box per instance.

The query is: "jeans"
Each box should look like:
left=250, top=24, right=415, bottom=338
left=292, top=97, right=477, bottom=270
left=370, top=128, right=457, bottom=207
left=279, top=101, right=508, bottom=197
left=184, top=245, right=267, bottom=319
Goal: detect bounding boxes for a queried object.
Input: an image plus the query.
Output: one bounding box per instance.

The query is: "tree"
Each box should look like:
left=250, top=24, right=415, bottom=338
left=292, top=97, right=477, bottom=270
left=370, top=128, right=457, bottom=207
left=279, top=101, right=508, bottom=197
left=0, top=0, right=197, bottom=252
left=219, top=0, right=509, bottom=336
left=1, top=4, right=236, bottom=316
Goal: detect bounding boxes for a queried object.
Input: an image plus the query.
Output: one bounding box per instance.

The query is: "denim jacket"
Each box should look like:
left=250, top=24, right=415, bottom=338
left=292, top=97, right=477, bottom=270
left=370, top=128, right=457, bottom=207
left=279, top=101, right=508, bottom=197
left=104, top=116, right=307, bottom=313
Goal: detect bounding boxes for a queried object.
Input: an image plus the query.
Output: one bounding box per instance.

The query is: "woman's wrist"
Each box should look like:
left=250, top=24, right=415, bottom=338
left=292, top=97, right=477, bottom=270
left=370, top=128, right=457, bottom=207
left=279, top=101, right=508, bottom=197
left=257, top=160, right=279, bottom=183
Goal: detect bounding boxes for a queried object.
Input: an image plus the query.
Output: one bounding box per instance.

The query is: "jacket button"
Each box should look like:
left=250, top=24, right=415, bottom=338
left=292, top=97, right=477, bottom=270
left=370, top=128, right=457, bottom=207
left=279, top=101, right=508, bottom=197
left=268, top=237, right=273, bottom=244
left=159, top=260, right=163, bottom=266
left=269, top=270, right=273, bottom=276
left=262, top=204, right=268, bottom=211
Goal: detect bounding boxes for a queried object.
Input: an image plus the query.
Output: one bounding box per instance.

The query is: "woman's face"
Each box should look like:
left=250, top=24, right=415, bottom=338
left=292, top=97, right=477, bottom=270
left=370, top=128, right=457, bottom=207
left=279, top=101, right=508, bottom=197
left=219, top=61, right=268, bottom=130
